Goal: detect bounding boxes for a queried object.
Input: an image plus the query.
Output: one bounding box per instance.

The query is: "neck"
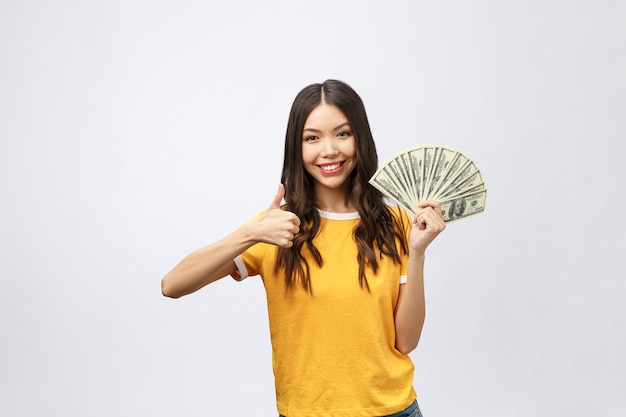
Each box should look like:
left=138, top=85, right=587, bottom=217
left=314, top=184, right=355, bottom=213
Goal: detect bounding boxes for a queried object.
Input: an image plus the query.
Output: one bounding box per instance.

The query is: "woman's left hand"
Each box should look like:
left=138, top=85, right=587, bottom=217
left=410, top=200, right=446, bottom=254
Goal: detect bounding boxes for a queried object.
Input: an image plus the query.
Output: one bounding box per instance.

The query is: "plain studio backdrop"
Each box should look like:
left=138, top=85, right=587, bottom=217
left=1, top=1, right=625, bottom=416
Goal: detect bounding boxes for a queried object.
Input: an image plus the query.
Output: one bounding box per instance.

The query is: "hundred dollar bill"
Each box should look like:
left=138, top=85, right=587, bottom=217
left=429, top=150, right=469, bottom=199
left=382, top=164, right=415, bottom=209
left=439, top=181, right=486, bottom=202
left=391, top=153, right=416, bottom=205
left=420, top=145, right=436, bottom=200
left=423, top=146, right=458, bottom=200
left=387, top=157, right=418, bottom=209
left=370, top=144, right=487, bottom=222
left=407, top=148, right=423, bottom=202
left=434, top=164, right=485, bottom=201
left=440, top=189, right=487, bottom=222
left=432, top=158, right=480, bottom=200
left=369, top=168, right=415, bottom=215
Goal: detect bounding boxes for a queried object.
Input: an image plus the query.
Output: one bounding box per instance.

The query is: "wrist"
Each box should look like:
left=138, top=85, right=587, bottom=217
left=234, top=221, right=261, bottom=247
left=409, top=247, right=426, bottom=259
left=408, top=249, right=426, bottom=269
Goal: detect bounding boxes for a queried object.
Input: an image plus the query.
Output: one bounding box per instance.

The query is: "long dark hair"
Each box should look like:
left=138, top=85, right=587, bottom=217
left=276, top=80, right=408, bottom=292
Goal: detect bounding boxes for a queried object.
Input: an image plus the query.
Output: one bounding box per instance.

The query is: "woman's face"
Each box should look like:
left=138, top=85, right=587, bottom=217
left=301, top=103, right=357, bottom=195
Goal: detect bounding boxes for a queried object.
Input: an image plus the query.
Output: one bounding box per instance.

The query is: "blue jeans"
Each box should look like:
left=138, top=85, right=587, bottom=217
left=279, top=399, right=422, bottom=417
left=383, top=400, right=422, bottom=417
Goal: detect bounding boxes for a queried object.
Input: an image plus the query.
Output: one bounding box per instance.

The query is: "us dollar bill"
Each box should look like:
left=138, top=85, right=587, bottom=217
left=440, top=189, right=487, bottom=222
left=434, top=163, right=485, bottom=201
left=430, top=152, right=471, bottom=199
left=369, top=167, right=416, bottom=215
left=370, top=144, right=486, bottom=222
left=423, top=146, right=459, bottom=200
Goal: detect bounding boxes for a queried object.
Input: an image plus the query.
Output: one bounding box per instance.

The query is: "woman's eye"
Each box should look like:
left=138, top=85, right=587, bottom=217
left=304, top=136, right=317, bottom=142
left=338, top=131, right=351, bottom=138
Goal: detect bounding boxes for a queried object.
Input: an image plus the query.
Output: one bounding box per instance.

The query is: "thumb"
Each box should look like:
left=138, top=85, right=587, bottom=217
left=269, top=183, right=285, bottom=209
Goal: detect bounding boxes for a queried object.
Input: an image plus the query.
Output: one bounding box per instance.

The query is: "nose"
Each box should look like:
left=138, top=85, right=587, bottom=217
left=320, top=138, right=339, bottom=157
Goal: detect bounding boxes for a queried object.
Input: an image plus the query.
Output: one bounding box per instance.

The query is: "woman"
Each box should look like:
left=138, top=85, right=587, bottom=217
left=161, top=80, right=445, bottom=416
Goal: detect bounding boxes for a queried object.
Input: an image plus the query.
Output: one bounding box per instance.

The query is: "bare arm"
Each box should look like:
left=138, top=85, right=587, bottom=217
left=394, top=201, right=445, bottom=354
left=161, top=224, right=258, bottom=298
left=161, top=184, right=300, bottom=298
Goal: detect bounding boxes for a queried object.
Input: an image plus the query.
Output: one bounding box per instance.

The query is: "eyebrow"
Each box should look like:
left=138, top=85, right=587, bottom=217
left=303, top=122, right=351, bottom=133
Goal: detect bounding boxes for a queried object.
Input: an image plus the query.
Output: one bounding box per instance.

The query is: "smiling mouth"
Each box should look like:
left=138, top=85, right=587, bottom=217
left=319, top=162, right=344, bottom=172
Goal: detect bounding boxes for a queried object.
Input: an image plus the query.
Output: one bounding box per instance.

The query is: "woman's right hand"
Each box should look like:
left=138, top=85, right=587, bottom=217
left=254, top=184, right=301, bottom=248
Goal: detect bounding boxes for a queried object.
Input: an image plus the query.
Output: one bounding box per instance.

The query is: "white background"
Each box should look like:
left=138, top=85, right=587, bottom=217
left=1, top=1, right=625, bottom=416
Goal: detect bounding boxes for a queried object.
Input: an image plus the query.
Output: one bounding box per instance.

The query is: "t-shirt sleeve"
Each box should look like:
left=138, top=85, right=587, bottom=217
left=232, top=240, right=272, bottom=281
left=229, top=211, right=266, bottom=282
left=231, top=256, right=249, bottom=281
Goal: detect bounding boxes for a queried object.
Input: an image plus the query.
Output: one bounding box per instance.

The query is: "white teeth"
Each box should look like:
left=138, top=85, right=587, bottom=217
left=320, top=163, right=341, bottom=171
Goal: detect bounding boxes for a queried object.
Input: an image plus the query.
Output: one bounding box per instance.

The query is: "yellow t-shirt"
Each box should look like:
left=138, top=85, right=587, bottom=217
left=235, top=208, right=416, bottom=417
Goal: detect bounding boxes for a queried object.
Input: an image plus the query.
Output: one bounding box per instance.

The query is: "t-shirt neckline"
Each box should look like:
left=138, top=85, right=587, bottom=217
left=317, top=209, right=360, bottom=220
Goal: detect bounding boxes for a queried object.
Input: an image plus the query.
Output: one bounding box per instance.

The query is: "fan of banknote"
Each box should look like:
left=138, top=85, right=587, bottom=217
left=369, top=145, right=487, bottom=222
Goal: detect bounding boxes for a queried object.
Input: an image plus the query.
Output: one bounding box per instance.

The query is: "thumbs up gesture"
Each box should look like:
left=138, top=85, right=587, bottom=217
left=254, top=184, right=301, bottom=248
